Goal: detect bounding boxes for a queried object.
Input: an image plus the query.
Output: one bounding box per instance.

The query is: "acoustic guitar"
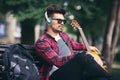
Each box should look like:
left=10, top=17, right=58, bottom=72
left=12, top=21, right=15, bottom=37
left=71, top=19, right=108, bottom=72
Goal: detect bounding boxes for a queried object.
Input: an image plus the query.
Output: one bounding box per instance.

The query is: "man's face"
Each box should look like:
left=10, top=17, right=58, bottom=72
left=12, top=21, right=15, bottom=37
left=50, top=13, right=66, bottom=33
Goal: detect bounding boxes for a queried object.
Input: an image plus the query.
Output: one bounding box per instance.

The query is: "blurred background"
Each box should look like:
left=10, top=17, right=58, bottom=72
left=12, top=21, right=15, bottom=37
left=0, top=0, right=120, bottom=76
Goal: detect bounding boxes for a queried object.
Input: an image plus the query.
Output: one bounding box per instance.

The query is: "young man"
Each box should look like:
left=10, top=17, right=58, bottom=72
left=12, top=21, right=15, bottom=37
left=35, top=5, right=118, bottom=80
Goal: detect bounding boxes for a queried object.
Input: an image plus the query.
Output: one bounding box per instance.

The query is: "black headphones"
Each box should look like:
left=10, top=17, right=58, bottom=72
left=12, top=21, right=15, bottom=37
left=45, top=11, right=52, bottom=25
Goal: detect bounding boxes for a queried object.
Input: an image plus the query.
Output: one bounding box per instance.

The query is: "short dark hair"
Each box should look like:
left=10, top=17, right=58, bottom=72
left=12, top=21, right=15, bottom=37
left=46, top=5, right=66, bottom=18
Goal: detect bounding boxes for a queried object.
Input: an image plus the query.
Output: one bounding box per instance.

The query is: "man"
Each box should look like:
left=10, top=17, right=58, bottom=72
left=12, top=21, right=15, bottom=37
left=35, top=5, right=117, bottom=80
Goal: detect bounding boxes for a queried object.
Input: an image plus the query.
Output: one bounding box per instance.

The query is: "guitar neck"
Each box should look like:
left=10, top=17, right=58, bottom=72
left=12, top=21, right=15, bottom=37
left=78, top=27, right=91, bottom=52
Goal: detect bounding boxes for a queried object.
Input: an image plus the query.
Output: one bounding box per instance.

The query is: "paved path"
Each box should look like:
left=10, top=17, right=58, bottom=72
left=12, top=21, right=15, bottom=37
left=112, top=64, right=120, bottom=69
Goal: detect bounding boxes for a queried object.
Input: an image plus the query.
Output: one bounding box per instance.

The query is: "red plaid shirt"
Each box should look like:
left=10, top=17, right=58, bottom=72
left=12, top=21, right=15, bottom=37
left=35, top=32, right=86, bottom=80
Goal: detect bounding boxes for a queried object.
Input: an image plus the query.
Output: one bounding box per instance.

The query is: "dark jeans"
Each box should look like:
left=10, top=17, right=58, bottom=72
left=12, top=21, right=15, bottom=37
left=49, top=52, right=119, bottom=80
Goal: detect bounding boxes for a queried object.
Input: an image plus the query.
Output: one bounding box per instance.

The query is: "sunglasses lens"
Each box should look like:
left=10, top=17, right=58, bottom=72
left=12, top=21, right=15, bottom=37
left=52, top=18, right=67, bottom=24
left=58, top=19, right=62, bottom=24
left=57, top=19, right=66, bottom=24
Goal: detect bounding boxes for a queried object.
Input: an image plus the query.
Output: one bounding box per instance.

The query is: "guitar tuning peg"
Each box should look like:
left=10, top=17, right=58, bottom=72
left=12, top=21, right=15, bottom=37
left=73, top=27, right=77, bottom=31
left=71, top=23, right=73, bottom=26
left=71, top=23, right=77, bottom=30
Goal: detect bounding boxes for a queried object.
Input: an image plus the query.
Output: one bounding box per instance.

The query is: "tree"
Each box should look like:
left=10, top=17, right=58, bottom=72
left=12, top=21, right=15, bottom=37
left=65, top=0, right=109, bottom=45
left=0, top=0, right=65, bottom=44
left=4, top=0, right=46, bottom=44
left=0, top=0, right=120, bottom=71
left=102, top=0, right=120, bottom=71
left=66, top=0, right=120, bottom=71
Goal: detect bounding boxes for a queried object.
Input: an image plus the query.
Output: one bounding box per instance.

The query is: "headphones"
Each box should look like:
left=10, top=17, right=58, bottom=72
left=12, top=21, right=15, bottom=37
left=45, top=11, right=52, bottom=25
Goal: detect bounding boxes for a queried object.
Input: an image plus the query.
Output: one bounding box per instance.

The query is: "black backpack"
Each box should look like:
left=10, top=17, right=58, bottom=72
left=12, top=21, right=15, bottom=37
left=2, top=44, right=40, bottom=80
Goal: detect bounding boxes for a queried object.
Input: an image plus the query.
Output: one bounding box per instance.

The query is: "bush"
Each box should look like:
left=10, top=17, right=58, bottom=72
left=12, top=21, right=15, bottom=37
left=115, top=52, right=120, bottom=62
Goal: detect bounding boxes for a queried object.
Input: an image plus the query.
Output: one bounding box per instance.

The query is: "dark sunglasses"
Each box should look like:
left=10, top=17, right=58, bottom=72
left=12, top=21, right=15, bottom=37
left=52, top=18, right=67, bottom=24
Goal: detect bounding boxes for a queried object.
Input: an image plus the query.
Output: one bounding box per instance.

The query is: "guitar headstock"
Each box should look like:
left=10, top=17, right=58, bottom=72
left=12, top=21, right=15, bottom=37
left=71, top=19, right=81, bottom=30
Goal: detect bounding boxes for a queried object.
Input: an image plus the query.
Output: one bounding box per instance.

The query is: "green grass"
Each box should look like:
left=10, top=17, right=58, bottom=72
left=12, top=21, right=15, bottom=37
left=111, top=68, right=120, bottom=76
left=111, top=61, right=120, bottom=76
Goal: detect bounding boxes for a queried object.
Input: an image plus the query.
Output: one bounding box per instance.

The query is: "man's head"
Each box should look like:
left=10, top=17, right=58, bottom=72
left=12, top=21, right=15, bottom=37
left=45, top=5, right=66, bottom=25
left=45, top=5, right=67, bottom=33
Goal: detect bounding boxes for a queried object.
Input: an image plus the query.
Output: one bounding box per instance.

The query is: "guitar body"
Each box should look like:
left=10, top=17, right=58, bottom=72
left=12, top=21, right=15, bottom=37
left=89, top=51, right=107, bottom=72
left=91, top=51, right=103, bottom=66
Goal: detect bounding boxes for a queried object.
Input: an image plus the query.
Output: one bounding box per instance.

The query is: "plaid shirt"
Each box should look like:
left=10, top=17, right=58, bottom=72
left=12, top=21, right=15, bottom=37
left=35, top=32, right=86, bottom=80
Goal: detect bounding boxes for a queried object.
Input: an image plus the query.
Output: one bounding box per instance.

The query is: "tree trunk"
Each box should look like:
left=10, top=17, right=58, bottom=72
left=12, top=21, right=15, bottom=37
left=21, top=19, right=36, bottom=45
left=34, top=24, right=40, bottom=42
left=102, top=0, right=119, bottom=71
left=6, top=12, right=17, bottom=43
left=111, top=3, right=120, bottom=65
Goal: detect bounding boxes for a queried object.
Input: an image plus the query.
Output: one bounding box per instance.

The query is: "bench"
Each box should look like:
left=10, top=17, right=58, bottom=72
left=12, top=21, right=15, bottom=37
left=0, top=43, right=42, bottom=80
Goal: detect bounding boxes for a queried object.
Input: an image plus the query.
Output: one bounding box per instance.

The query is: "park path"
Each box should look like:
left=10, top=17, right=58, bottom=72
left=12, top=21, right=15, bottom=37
left=112, top=64, right=120, bottom=69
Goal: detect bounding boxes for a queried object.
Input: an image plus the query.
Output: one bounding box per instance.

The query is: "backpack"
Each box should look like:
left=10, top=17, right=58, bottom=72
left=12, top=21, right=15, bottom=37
left=2, top=44, right=40, bottom=80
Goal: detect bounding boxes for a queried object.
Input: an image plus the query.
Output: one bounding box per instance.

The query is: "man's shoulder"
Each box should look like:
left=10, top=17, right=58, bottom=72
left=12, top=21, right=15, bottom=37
left=40, top=33, right=52, bottom=39
left=60, top=32, right=70, bottom=38
left=37, top=33, right=54, bottom=43
left=60, top=32, right=69, bottom=36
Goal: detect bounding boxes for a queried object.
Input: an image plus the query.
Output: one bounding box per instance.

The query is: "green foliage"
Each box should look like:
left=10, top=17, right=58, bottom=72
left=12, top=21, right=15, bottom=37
left=112, top=68, right=120, bottom=77
left=0, top=0, right=65, bottom=22
left=0, top=0, right=115, bottom=44
left=64, top=0, right=113, bottom=43
left=3, top=0, right=45, bottom=21
left=115, top=52, right=120, bottom=62
left=112, top=62, right=120, bottom=76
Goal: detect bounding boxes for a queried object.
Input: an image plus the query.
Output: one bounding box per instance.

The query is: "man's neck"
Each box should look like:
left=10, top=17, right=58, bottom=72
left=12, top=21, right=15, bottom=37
left=46, top=30, right=59, bottom=38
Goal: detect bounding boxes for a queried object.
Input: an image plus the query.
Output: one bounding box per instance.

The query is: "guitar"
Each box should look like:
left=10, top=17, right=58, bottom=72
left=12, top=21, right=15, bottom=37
left=71, top=19, right=108, bottom=72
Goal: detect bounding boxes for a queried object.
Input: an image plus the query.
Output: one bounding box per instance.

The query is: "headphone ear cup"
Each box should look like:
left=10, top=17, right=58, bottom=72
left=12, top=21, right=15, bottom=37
left=47, top=18, right=52, bottom=25
left=45, top=11, right=52, bottom=25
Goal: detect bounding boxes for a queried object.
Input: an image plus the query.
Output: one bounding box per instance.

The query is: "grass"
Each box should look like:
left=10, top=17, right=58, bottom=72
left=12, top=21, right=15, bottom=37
left=111, top=61, right=120, bottom=78
left=111, top=68, right=120, bottom=76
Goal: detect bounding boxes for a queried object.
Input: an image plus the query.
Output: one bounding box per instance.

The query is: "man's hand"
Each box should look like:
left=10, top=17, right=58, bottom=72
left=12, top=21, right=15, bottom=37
left=89, top=46, right=100, bottom=54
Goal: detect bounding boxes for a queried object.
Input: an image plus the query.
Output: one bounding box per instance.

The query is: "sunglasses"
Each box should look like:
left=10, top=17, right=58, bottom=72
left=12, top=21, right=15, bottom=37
left=52, top=18, right=67, bottom=24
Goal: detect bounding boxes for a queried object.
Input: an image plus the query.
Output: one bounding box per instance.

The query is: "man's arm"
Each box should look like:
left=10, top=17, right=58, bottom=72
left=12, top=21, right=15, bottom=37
left=35, top=40, right=75, bottom=68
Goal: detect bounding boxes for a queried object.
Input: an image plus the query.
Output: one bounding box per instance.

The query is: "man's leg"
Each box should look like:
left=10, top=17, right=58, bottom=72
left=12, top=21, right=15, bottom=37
left=49, top=51, right=111, bottom=80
